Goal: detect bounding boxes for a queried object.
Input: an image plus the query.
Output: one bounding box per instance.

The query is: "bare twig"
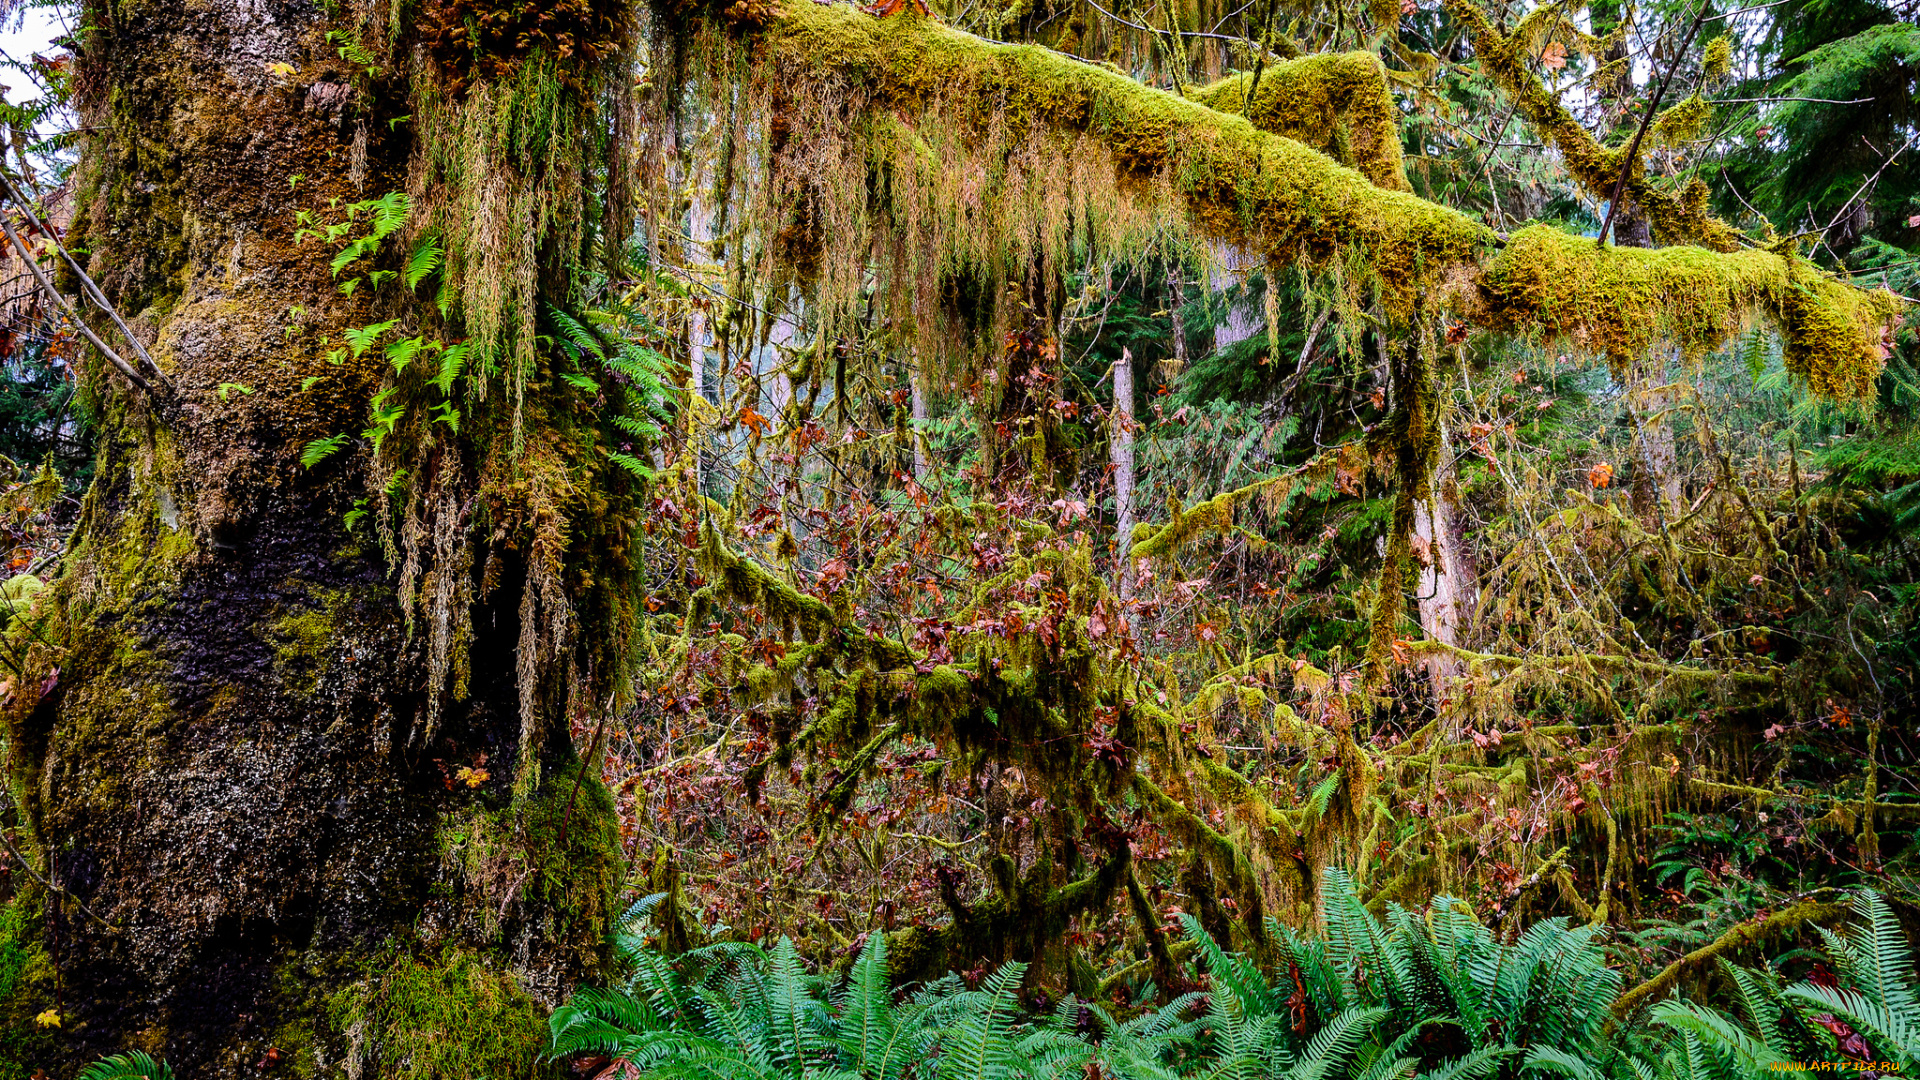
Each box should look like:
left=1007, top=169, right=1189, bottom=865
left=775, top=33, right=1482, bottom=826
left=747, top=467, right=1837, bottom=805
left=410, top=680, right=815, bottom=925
left=0, top=171, right=169, bottom=389
left=1705, top=0, right=1792, bottom=20
left=1816, top=131, right=1918, bottom=242
left=0, top=212, right=153, bottom=394
left=1710, top=95, right=1871, bottom=104
left=1083, top=0, right=1258, bottom=46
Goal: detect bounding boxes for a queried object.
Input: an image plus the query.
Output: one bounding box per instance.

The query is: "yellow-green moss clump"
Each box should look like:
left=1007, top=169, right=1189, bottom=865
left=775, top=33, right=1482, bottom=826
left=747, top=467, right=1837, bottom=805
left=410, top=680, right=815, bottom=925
left=0, top=575, right=41, bottom=631
left=328, top=949, right=550, bottom=1080
left=0, top=896, right=54, bottom=1079
left=1187, top=52, right=1411, bottom=191
left=1650, top=93, right=1713, bottom=148
left=1480, top=225, right=1902, bottom=399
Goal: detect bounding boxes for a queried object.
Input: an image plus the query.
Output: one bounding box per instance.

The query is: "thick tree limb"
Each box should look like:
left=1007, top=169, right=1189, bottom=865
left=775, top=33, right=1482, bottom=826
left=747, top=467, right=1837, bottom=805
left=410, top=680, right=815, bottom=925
left=751, top=3, right=1897, bottom=396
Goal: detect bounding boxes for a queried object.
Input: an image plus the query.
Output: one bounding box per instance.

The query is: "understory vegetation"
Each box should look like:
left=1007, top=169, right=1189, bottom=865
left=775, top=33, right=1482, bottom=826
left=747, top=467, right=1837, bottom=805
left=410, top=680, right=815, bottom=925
left=1, top=0, right=1918, bottom=1065
left=543, top=881, right=1920, bottom=1079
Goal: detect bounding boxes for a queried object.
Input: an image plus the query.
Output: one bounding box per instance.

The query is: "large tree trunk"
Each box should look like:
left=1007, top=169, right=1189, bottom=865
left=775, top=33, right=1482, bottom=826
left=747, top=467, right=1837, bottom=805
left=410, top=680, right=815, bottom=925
left=0, top=2, right=625, bottom=1076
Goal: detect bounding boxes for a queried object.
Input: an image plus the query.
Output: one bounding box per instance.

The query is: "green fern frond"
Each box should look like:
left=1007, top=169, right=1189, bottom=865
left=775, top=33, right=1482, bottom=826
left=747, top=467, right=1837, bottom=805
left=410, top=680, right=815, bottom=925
left=405, top=237, right=443, bottom=290
left=76, top=1052, right=176, bottom=1080
left=1650, top=999, right=1797, bottom=1074
left=300, top=433, right=350, bottom=468
left=1521, top=1044, right=1601, bottom=1080
left=1782, top=983, right=1920, bottom=1067
left=1416, top=1045, right=1519, bottom=1080
left=1287, top=1004, right=1387, bottom=1080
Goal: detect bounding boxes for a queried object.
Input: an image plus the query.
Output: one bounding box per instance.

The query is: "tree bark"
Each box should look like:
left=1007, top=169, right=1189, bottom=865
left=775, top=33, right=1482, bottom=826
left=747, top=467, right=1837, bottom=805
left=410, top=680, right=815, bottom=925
left=1, top=2, right=624, bottom=1075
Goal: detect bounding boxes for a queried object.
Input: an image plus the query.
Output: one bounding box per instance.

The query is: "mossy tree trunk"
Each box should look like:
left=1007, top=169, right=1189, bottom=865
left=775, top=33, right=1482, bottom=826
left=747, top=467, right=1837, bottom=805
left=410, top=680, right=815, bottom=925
left=0, top=0, right=623, bottom=1076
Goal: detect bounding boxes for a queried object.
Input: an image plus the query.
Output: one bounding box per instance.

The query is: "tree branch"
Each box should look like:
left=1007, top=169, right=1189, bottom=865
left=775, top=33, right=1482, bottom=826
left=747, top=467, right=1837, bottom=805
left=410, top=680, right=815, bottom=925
left=1611, top=897, right=1850, bottom=1018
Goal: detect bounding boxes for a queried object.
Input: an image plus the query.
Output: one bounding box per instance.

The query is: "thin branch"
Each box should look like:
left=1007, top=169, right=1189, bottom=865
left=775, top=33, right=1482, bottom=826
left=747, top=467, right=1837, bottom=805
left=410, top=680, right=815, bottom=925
left=0, top=171, right=169, bottom=389
left=1597, top=0, right=1713, bottom=246
left=1710, top=95, right=1872, bottom=104
left=1207, top=0, right=1258, bottom=34
left=1705, top=0, right=1792, bottom=19
left=0, top=212, right=153, bottom=395
left=0, top=805, right=115, bottom=929
left=1817, top=131, right=1918, bottom=241
left=1083, top=0, right=1258, bottom=46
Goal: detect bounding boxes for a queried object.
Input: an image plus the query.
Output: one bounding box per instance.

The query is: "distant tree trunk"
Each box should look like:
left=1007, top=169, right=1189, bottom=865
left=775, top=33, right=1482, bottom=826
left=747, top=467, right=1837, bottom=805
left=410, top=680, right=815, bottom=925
left=1165, top=269, right=1188, bottom=379
left=687, top=186, right=714, bottom=404
left=2, top=2, right=624, bottom=1076
left=1413, top=425, right=1476, bottom=688
left=1629, top=356, right=1684, bottom=514
left=910, top=349, right=930, bottom=483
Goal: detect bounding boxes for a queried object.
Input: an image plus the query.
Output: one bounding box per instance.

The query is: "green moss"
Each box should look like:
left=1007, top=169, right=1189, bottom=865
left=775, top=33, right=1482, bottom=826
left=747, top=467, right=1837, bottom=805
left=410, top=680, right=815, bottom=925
left=264, top=587, right=369, bottom=697
left=517, top=759, right=624, bottom=957
left=760, top=0, right=1494, bottom=321
left=0, top=576, right=42, bottom=630
left=1650, top=92, right=1712, bottom=147
left=436, top=758, right=622, bottom=972
left=1481, top=224, right=1902, bottom=399
left=1440, top=0, right=1744, bottom=251
left=1187, top=52, right=1410, bottom=191
left=0, top=895, right=55, bottom=1080
left=328, top=948, right=551, bottom=1080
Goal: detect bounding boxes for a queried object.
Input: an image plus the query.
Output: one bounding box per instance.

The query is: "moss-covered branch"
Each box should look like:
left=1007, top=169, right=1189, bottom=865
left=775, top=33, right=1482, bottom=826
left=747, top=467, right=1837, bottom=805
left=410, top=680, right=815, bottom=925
left=759, top=0, right=1491, bottom=315
left=1611, top=898, right=1850, bottom=1018
left=1187, top=52, right=1411, bottom=191
left=1398, top=637, right=1780, bottom=692
left=755, top=0, right=1898, bottom=387
left=1439, top=0, right=1744, bottom=252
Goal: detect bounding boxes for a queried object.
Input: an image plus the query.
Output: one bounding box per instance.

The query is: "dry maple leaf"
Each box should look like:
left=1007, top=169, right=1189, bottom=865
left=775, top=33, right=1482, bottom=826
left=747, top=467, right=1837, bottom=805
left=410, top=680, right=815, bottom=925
left=1539, top=42, right=1568, bottom=70
left=738, top=405, right=770, bottom=437
left=1588, top=461, right=1613, bottom=488
left=863, top=0, right=932, bottom=19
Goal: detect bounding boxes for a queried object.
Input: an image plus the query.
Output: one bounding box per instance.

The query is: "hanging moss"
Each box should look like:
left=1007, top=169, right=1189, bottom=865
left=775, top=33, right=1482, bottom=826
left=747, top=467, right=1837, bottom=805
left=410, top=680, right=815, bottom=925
left=742, top=0, right=1903, bottom=391
left=753, top=0, right=1494, bottom=340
